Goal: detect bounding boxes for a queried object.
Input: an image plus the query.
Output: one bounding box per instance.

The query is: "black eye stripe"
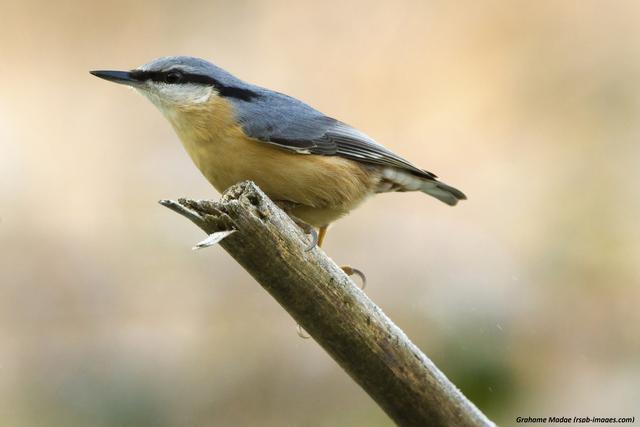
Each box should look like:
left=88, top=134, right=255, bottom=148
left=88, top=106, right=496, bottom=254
left=129, top=70, right=260, bottom=102
left=130, top=70, right=215, bottom=85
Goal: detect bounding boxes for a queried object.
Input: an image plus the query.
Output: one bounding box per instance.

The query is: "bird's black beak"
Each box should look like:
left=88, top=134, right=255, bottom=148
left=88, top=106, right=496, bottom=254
left=90, top=70, right=139, bottom=86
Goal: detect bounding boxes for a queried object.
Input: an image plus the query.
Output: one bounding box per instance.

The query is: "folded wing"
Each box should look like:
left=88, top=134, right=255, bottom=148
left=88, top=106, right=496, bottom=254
left=233, top=90, right=437, bottom=179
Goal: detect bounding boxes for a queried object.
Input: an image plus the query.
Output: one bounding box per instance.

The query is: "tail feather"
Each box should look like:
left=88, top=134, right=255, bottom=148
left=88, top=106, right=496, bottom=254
left=420, top=180, right=467, bottom=206
left=381, top=167, right=467, bottom=206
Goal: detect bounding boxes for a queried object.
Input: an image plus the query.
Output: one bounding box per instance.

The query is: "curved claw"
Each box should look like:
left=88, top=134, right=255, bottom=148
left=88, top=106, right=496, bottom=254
left=296, top=324, right=310, bottom=339
left=304, top=228, right=318, bottom=252
left=341, top=265, right=367, bottom=290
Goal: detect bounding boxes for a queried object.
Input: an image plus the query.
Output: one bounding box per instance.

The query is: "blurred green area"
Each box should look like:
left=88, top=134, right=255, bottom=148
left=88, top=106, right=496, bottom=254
left=1, top=0, right=639, bottom=425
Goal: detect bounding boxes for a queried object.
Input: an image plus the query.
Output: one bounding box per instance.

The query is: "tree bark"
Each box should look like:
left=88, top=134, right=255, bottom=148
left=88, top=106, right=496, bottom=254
left=160, top=181, right=494, bottom=427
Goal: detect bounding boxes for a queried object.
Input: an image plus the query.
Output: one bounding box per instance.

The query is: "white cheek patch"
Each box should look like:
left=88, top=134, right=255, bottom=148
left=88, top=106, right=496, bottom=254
left=161, top=83, right=213, bottom=104
left=137, top=83, right=213, bottom=110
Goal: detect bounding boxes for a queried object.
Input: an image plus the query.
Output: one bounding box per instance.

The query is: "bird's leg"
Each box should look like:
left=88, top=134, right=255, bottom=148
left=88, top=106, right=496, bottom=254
left=278, top=220, right=366, bottom=340
left=274, top=199, right=317, bottom=339
left=317, top=225, right=328, bottom=247
left=274, top=200, right=318, bottom=251
left=317, top=225, right=366, bottom=290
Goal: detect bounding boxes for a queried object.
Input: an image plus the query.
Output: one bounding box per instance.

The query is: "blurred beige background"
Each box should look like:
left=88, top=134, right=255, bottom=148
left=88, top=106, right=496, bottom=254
left=1, top=0, right=639, bottom=425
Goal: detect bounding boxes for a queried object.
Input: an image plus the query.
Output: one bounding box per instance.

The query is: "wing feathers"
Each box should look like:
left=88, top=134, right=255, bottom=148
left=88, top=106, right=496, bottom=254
left=233, top=91, right=438, bottom=179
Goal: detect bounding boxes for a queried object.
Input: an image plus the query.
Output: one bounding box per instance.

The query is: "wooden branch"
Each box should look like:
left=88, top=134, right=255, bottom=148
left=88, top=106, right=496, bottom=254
left=160, top=181, right=494, bottom=427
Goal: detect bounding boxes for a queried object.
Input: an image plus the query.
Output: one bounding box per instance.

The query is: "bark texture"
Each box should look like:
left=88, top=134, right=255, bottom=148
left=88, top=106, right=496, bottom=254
left=160, top=181, right=494, bottom=427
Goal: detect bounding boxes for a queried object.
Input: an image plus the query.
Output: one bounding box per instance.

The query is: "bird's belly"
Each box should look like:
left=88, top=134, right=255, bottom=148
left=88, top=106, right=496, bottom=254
left=179, top=132, right=377, bottom=227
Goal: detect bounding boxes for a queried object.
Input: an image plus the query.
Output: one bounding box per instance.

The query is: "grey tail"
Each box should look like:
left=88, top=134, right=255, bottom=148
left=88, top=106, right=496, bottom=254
left=420, top=179, right=467, bottom=206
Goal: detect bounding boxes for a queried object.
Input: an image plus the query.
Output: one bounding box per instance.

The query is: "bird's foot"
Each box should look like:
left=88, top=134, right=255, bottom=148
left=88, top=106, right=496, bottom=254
left=296, top=324, right=310, bottom=339
left=296, top=222, right=318, bottom=252
left=341, top=265, right=367, bottom=290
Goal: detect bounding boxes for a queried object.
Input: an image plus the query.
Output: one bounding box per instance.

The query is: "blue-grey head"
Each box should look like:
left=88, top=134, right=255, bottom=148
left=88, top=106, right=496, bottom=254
left=91, top=56, right=259, bottom=115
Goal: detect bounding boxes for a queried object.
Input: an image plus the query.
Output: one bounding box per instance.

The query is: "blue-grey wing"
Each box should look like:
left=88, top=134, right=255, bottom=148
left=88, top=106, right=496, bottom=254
left=232, top=90, right=437, bottom=179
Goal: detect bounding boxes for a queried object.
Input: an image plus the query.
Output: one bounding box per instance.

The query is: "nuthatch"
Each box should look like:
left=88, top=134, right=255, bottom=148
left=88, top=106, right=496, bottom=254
left=91, top=56, right=466, bottom=249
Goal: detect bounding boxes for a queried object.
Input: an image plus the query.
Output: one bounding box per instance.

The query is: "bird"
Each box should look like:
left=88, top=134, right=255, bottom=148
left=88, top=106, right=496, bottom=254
left=90, top=56, right=466, bottom=252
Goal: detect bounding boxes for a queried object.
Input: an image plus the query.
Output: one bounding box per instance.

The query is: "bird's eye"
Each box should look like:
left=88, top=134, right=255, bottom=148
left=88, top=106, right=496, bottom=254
left=165, top=71, right=183, bottom=84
